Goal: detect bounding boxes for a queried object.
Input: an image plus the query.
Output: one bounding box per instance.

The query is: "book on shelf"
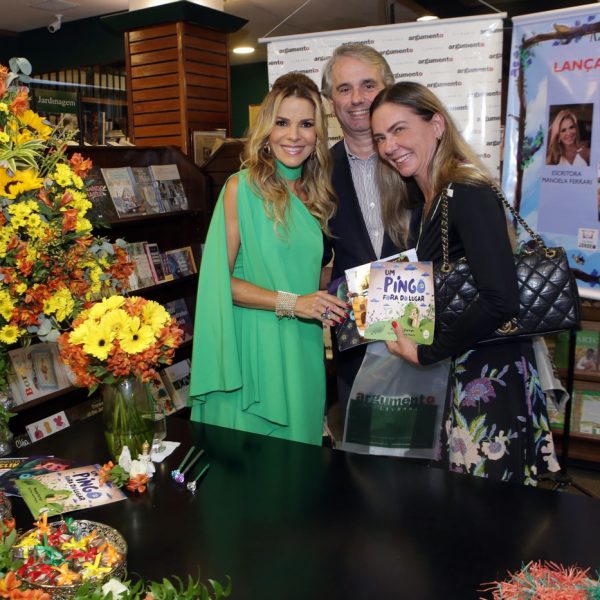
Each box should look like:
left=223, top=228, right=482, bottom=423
left=147, top=378, right=177, bottom=416
left=144, top=242, right=173, bottom=283
left=364, top=261, right=435, bottom=343
left=130, top=166, right=164, bottom=214
left=126, top=241, right=156, bottom=289
left=7, top=343, right=72, bottom=406
left=100, top=166, right=146, bottom=217
left=164, top=246, right=197, bottom=279
left=573, top=389, right=600, bottom=437
left=161, top=359, right=191, bottom=411
left=554, top=329, right=600, bottom=373
left=149, top=164, right=188, bottom=211
left=82, top=110, right=106, bottom=145
left=164, top=298, right=194, bottom=342
left=15, top=464, right=127, bottom=517
left=575, top=330, right=600, bottom=373
left=83, top=166, right=119, bottom=223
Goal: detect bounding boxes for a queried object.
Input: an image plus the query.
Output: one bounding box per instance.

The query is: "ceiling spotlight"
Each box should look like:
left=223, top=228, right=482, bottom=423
left=232, top=46, right=255, bottom=55
left=47, top=14, right=63, bottom=33
left=417, top=14, right=439, bottom=22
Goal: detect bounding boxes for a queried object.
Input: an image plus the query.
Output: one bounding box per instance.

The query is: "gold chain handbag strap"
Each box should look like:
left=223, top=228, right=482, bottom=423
left=439, top=183, right=552, bottom=274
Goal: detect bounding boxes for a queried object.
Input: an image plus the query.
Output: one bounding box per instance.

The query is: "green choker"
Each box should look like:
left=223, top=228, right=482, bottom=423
left=276, top=160, right=302, bottom=181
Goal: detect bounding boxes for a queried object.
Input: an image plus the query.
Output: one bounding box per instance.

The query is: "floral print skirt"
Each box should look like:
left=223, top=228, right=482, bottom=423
left=437, top=341, right=560, bottom=486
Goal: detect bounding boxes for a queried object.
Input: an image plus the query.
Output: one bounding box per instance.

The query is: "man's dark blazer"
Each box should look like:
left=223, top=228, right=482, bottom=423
left=324, top=140, right=422, bottom=414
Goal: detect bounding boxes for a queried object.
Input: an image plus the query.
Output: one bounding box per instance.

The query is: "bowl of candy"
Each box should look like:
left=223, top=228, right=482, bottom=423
left=11, top=517, right=127, bottom=599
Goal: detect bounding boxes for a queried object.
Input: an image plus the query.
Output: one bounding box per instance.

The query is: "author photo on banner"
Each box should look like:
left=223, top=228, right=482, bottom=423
left=546, top=103, right=593, bottom=167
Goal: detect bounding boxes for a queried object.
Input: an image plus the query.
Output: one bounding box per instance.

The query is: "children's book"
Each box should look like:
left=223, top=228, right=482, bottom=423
left=364, top=261, right=435, bottom=344
left=100, top=167, right=146, bottom=217
left=0, top=456, right=75, bottom=496
left=8, top=343, right=72, bottom=406
left=149, top=164, right=188, bottom=211
left=164, top=298, right=194, bottom=342
left=16, top=464, right=127, bottom=517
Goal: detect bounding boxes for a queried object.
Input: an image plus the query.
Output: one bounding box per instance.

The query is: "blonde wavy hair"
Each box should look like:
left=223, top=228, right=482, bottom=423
left=546, top=109, right=581, bottom=165
left=370, top=81, right=493, bottom=248
left=242, top=72, right=336, bottom=235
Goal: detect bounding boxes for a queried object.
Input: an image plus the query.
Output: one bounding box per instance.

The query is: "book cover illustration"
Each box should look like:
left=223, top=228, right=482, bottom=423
left=0, top=457, right=31, bottom=478
left=150, top=164, right=188, bottom=211
left=164, top=298, right=193, bottom=342
left=8, top=343, right=72, bottom=406
left=148, top=378, right=176, bottom=416
left=364, top=261, right=435, bottom=344
left=100, top=167, right=146, bottom=217
left=0, top=456, right=75, bottom=496
left=83, top=166, right=119, bottom=223
left=344, top=250, right=418, bottom=338
left=574, top=330, right=599, bottom=373
left=165, top=247, right=197, bottom=279
left=130, top=166, right=163, bottom=214
left=15, top=464, right=127, bottom=517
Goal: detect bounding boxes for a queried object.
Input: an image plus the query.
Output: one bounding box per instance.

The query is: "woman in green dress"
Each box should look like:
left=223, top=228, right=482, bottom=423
left=189, top=73, right=348, bottom=446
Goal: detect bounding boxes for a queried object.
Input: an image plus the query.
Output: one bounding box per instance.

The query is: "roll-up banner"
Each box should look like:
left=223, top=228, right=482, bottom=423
left=502, top=4, right=600, bottom=299
left=261, top=14, right=505, bottom=177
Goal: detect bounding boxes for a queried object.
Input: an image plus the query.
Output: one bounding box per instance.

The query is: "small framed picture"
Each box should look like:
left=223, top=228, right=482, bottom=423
left=192, top=130, right=226, bottom=167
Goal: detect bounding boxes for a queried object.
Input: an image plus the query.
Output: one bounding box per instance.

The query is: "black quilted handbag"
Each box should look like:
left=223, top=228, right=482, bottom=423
left=434, top=184, right=580, bottom=345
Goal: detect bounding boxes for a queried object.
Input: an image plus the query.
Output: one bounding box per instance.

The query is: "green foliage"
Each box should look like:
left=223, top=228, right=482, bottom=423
left=72, top=574, right=232, bottom=600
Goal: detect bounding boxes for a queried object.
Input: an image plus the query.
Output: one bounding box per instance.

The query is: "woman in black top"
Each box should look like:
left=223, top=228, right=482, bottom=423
left=370, top=82, right=559, bottom=485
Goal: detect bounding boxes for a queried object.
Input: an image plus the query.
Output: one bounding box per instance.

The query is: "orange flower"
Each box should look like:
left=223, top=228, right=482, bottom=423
left=61, top=208, right=78, bottom=234
left=9, top=88, right=29, bottom=115
left=34, top=512, right=50, bottom=536
left=98, top=462, right=115, bottom=486
left=0, top=571, right=21, bottom=597
left=69, top=153, right=92, bottom=177
left=126, top=474, right=149, bottom=494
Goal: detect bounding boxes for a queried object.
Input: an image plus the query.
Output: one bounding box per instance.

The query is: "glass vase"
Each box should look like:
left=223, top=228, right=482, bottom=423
left=102, top=377, right=154, bottom=461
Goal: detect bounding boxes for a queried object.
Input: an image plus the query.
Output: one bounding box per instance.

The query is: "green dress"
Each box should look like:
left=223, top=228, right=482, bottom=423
left=189, top=168, right=326, bottom=446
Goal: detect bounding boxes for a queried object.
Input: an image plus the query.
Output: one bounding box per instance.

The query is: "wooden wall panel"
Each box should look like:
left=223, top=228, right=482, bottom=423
left=125, top=21, right=231, bottom=152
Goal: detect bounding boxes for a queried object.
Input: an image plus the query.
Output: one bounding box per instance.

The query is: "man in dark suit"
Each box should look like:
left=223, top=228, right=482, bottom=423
left=321, top=43, right=420, bottom=430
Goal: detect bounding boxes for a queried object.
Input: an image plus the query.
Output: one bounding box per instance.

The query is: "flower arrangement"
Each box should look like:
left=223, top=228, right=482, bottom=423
left=58, top=295, right=183, bottom=459
left=58, top=295, right=183, bottom=391
left=0, top=516, right=231, bottom=599
left=481, top=561, right=600, bottom=599
left=0, top=58, right=133, bottom=399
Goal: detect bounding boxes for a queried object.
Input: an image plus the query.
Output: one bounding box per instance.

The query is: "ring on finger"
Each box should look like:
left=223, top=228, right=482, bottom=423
left=320, top=306, right=331, bottom=320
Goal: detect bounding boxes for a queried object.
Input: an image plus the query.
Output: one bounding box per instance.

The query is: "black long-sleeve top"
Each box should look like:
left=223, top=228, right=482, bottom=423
left=416, top=183, right=519, bottom=366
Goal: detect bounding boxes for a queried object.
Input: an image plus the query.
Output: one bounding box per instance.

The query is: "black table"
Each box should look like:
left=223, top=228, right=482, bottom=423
left=10, top=416, right=600, bottom=599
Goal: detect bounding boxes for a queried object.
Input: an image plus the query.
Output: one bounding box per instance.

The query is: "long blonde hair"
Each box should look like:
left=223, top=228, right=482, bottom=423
left=370, top=82, right=493, bottom=247
left=546, top=109, right=581, bottom=165
left=242, top=72, right=336, bottom=235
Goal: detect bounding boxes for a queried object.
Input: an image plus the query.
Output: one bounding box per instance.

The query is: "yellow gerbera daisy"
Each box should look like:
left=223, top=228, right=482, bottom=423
left=100, top=308, right=129, bottom=337
left=118, top=316, right=154, bottom=354
left=142, top=300, right=170, bottom=332
left=69, top=319, right=96, bottom=346
left=0, top=324, right=24, bottom=344
left=83, top=323, right=115, bottom=361
left=88, top=295, right=125, bottom=320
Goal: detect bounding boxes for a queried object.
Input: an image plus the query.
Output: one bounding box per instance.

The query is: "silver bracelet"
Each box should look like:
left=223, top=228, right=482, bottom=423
left=275, top=291, right=298, bottom=319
